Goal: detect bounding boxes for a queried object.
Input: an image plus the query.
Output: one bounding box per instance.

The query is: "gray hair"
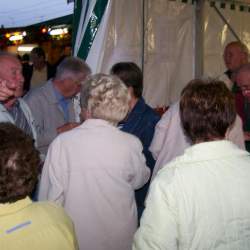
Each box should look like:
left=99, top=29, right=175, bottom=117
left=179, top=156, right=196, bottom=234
left=80, top=74, right=130, bottom=125
left=56, top=56, right=91, bottom=81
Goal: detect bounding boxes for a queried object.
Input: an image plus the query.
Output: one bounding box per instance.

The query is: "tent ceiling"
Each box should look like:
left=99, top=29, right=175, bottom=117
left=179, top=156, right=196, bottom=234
left=0, top=0, right=73, bottom=28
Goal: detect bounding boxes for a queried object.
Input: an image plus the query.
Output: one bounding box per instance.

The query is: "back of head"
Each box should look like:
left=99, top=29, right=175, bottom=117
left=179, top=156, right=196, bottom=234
left=56, top=56, right=91, bottom=81
left=80, top=74, right=130, bottom=125
left=0, top=123, right=40, bottom=203
left=110, top=62, right=143, bottom=98
left=180, top=79, right=236, bottom=144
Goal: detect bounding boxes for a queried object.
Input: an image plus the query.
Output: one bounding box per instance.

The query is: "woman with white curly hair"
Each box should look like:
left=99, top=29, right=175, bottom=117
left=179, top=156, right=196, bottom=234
left=38, top=74, right=150, bottom=250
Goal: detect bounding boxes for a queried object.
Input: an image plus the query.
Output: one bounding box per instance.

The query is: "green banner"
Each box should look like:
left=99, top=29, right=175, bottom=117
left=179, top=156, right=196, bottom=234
left=76, top=0, right=109, bottom=59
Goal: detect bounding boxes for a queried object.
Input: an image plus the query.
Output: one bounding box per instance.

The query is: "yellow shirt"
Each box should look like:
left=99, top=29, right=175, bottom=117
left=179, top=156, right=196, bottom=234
left=0, top=197, right=78, bottom=250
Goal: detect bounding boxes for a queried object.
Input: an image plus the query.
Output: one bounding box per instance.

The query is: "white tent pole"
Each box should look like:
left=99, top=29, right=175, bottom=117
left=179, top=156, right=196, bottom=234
left=194, top=0, right=204, bottom=78
left=142, top=0, right=145, bottom=74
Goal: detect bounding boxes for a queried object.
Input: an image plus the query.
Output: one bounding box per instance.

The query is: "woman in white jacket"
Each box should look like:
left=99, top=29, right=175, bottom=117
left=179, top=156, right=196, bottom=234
left=39, top=74, right=150, bottom=250
left=133, top=79, right=250, bottom=250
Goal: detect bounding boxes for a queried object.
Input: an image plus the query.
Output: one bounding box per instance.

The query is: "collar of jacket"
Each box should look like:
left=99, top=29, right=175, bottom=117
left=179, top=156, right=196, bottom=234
left=0, top=197, right=32, bottom=216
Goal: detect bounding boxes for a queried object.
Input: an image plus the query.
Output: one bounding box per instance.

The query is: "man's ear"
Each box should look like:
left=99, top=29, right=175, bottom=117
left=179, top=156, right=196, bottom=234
left=128, top=86, right=135, bottom=97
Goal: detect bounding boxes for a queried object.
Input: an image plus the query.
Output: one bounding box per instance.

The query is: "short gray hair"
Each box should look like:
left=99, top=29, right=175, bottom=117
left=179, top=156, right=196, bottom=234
left=80, top=74, right=130, bottom=125
left=56, top=56, right=91, bottom=81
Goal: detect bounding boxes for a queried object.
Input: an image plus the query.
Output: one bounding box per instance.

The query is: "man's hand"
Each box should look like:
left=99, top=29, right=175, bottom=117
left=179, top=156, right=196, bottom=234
left=57, top=122, right=80, bottom=134
left=0, top=79, right=15, bottom=101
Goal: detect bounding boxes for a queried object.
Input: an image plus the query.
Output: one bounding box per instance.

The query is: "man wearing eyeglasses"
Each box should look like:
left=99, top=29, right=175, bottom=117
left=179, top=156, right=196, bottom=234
left=24, top=56, right=91, bottom=156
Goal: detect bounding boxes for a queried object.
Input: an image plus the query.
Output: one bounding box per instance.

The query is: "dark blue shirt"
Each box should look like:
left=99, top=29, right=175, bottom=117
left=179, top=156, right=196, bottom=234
left=119, top=97, right=160, bottom=216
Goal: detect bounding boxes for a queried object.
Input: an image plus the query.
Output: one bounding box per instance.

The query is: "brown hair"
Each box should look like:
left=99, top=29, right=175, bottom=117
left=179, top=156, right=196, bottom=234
left=180, top=79, right=236, bottom=143
left=110, top=62, right=143, bottom=98
left=0, top=123, right=40, bottom=203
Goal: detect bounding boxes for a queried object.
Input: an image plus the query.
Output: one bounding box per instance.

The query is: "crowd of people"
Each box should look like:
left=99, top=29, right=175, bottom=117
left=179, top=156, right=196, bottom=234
left=0, top=42, right=250, bottom=250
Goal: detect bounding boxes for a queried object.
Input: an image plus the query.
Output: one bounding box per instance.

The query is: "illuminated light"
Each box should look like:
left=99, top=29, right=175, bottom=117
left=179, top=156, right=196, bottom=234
left=22, top=31, right=27, bottom=36
left=41, top=28, right=47, bottom=33
left=5, top=33, right=11, bottom=38
left=49, top=27, right=68, bottom=36
left=9, top=34, right=23, bottom=41
left=17, top=45, right=36, bottom=52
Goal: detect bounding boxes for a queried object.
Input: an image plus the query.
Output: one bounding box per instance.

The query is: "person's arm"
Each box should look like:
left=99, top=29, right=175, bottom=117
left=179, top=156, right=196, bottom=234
left=24, top=92, right=58, bottom=153
left=133, top=173, right=178, bottom=250
left=57, top=122, right=80, bottom=134
left=149, top=109, right=172, bottom=160
left=128, top=137, right=151, bottom=190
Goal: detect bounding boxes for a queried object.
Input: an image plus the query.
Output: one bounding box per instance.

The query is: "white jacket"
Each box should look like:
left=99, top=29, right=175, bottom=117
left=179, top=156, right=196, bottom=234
left=134, top=140, right=250, bottom=250
left=38, top=119, right=150, bottom=250
left=150, top=101, right=245, bottom=180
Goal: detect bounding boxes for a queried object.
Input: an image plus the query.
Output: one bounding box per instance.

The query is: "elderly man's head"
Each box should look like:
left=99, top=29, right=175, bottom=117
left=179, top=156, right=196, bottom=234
left=54, top=56, right=91, bottom=98
left=223, top=41, right=248, bottom=71
left=0, top=123, right=40, bottom=203
left=180, top=79, right=236, bottom=144
left=235, top=63, right=250, bottom=100
left=0, top=52, right=24, bottom=98
left=80, top=74, right=130, bottom=125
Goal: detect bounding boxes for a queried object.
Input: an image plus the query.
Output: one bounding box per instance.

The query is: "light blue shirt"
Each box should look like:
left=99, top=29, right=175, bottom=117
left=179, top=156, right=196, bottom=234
left=52, top=84, right=71, bottom=122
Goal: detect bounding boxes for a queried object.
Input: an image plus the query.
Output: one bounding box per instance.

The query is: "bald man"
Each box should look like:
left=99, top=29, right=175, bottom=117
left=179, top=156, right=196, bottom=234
left=0, top=52, right=36, bottom=140
left=222, top=41, right=249, bottom=125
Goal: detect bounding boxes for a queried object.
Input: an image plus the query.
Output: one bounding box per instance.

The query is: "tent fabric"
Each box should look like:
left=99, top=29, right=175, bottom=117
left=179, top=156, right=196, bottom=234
left=74, top=0, right=194, bottom=107
left=143, top=0, right=194, bottom=107
left=74, top=0, right=109, bottom=59
left=74, top=0, right=250, bottom=107
left=204, top=1, right=250, bottom=79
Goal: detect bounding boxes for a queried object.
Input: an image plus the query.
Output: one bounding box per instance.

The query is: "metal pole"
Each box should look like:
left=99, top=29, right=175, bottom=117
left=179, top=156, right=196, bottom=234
left=194, top=0, right=204, bottom=78
left=142, top=0, right=145, bottom=75
left=213, top=5, right=241, bottom=42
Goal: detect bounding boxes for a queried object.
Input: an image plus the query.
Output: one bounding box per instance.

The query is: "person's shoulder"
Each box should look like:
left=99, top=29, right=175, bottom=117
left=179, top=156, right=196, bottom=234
left=116, top=127, right=143, bottom=147
left=156, top=149, right=192, bottom=178
left=31, top=201, right=73, bottom=226
left=158, top=101, right=180, bottom=124
left=24, top=81, right=51, bottom=101
left=142, top=102, right=160, bottom=124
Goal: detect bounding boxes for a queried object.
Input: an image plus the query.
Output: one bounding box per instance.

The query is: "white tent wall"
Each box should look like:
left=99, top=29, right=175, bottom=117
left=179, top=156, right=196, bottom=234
left=89, top=0, right=144, bottom=73
left=75, top=0, right=250, bottom=108
left=204, top=1, right=250, bottom=79
left=82, top=0, right=194, bottom=108
left=143, top=0, right=194, bottom=107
